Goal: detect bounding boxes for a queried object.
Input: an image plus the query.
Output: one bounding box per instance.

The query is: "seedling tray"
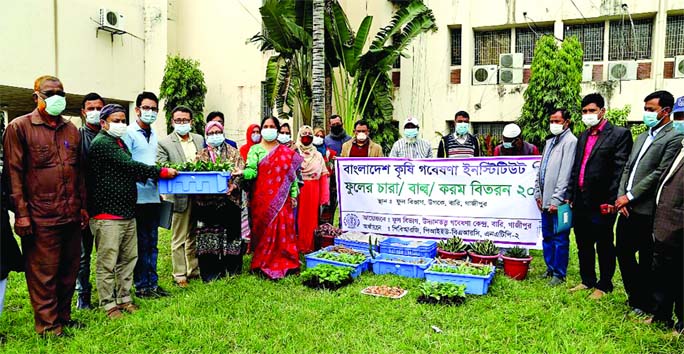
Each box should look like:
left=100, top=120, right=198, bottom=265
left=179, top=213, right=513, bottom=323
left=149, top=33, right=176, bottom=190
left=371, top=254, right=434, bottom=279
left=424, top=264, right=496, bottom=295
left=334, top=238, right=380, bottom=253
left=360, top=286, right=408, bottom=299
left=379, top=237, right=437, bottom=258
left=305, top=247, right=370, bottom=279
left=158, top=171, right=231, bottom=194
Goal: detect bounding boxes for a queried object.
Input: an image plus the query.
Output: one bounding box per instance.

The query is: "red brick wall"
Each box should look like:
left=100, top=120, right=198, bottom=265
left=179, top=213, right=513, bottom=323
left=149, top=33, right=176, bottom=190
left=637, top=62, right=651, bottom=80
left=523, top=68, right=531, bottom=84
left=450, top=69, right=461, bottom=84
left=664, top=61, right=674, bottom=79
left=392, top=71, right=400, bottom=87
left=592, top=64, right=603, bottom=81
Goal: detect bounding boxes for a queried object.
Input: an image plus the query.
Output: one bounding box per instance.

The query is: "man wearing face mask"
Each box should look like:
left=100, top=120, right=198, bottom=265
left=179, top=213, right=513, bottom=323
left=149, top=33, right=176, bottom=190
left=567, top=93, right=633, bottom=300
left=158, top=106, right=205, bottom=288
left=340, top=120, right=384, bottom=158
left=390, top=116, right=432, bottom=158
left=121, top=92, right=170, bottom=299
left=494, top=123, right=539, bottom=156
left=534, top=109, right=577, bottom=286
left=438, top=111, right=481, bottom=158
left=3, top=75, right=88, bottom=337
left=324, top=115, right=351, bottom=155
left=614, top=90, right=683, bottom=318
left=75, top=92, right=105, bottom=310
left=87, top=104, right=178, bottom=319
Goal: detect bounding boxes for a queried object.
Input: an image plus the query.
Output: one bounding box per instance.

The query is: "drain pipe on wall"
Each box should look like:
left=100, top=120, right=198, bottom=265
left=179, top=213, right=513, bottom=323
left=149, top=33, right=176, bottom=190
left=53, top=0, right=59, bottom=77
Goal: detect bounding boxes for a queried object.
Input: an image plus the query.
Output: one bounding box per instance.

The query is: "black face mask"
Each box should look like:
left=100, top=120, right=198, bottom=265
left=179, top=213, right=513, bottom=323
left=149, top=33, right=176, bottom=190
left=331, top=125, right=343, bottom=134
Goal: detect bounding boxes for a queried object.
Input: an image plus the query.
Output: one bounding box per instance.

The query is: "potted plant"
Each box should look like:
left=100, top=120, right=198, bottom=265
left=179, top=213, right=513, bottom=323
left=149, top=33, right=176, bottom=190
left=417, top=281, right=466, bottom=306
left=468, top=239, right=500, bottom=265
left=301, top=264, right=354, bottom=290
left=437, top=237, right=468, bottom=260
left=501, top=246, right=533, bottom=280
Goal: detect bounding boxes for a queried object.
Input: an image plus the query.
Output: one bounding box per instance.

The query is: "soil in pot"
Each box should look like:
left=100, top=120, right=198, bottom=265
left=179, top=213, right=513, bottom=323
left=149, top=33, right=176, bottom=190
left=437, top=249, right=467, bottom=260
left=302, top=275, right=353, bottom=291
left=501, top=255, right=533, bottom=280
left=417, top=295, right=466, bottom=306
left=469, top=252, right=500, bottom=265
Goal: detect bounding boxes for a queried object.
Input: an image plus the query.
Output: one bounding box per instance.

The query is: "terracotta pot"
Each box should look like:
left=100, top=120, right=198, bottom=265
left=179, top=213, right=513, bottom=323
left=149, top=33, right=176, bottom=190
left=437, top=249, right=467, bottom=260
left=468, top=252, right=500, bottom=265
left=501, top=255, right=533, bottom=280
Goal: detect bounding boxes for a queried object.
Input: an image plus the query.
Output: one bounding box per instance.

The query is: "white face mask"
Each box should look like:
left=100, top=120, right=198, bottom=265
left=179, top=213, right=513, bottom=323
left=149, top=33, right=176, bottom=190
left=549, top=123, right=565, bottom=136
left=85, top=110, right=101, bottom=124
left=582, top=114, right=600, bottom=127
left=107, top=122, right=128, bottom=138
left=356, top=132, right=368, bottom=142
left=313, top=136, right=324, bottom=146
left=277, top=133, right=291, bottom=144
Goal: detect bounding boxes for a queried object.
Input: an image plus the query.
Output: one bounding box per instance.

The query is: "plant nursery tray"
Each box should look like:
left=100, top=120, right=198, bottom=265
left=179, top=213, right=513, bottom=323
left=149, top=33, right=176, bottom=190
left=360, top=286, right=408, bottom=299
left=158, top=171, right=231, bottom=194
left=371, top=254, right=434, bottom=279
left=424, top=265, right=496, bottom=295
left=305, top=247, right=370, bottom=279
left=334, top=238, right=380, bottom=253
left=379, top=237, right=437, bottom=258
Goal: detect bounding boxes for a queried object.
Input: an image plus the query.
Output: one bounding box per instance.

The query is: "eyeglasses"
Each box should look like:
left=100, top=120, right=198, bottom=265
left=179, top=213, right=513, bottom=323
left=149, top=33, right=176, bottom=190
left=173, top=119, right=191, bottom=124
left=40, top=90, right=66, bottom=98
left=140, top=106, right=159, bottom=112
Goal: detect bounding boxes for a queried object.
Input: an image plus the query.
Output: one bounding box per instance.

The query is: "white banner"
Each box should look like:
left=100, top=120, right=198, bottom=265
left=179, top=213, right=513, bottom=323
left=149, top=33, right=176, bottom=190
left=336, top=157, right=543, bottom=249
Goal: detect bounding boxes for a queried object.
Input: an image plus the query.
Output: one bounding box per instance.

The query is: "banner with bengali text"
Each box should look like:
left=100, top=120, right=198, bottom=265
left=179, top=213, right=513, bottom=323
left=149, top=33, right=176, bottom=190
left=336, top=156, right=543, bottom=249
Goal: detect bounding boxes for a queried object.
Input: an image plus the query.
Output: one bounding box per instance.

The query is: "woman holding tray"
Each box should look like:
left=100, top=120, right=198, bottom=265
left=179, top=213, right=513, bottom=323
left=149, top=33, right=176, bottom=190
left=295, top=125, right=329, bottom=253
left=192, top=121, right=246, bottom=281
left=244, top=117, right=304, bottom=279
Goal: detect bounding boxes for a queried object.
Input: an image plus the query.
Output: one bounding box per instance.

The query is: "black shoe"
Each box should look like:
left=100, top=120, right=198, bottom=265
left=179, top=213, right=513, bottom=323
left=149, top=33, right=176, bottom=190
left=40, top=328, right=71, bottom=339
left=135, top=289, right=154, bottom=299
left=61, top=319, right=86, bottom=329
left=151, top=286, right=170, bottom=298
left=76, top=293, right=92, bottom=310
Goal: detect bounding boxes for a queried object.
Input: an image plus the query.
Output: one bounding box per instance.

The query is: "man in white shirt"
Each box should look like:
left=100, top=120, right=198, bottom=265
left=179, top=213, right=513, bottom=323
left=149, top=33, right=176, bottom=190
left=389, top=117, right=432, bottom=158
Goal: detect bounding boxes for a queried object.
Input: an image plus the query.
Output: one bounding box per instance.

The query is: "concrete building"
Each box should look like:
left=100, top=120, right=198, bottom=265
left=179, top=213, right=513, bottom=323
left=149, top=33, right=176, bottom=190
left=3, top=0, right=684, bottom=145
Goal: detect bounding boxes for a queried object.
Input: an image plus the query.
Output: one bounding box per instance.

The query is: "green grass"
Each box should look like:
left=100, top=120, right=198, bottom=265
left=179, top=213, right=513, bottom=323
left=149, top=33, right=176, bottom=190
left=0, top=230, right=682, bottom=353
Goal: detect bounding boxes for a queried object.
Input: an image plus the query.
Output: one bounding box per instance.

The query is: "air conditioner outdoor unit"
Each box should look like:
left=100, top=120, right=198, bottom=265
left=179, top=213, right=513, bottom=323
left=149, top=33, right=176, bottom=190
left=472, top=65, right=498, bottom=85
left=499, top=68, right=523, bottom=84
left=99, top=8, right=125, bottom=32
left=608, top=61, right=637, bottom=81
left=499, top=53, right=524, bottom=68
left=582, top=63, right=593, bottom=82
left=674, top=56, right=684, bottom=79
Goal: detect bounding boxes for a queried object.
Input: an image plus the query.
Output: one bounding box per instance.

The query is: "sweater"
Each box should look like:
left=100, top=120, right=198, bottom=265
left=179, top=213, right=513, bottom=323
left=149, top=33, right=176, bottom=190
left=87, top=131, right=162, bottom=219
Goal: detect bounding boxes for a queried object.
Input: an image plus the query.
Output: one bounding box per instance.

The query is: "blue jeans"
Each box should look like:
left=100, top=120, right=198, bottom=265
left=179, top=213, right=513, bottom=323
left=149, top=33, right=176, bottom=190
left=0, top=277, right=6, bottom=316
left=75, top=226, right=94, bottom=295
left=541, top=211, right=570, bottom=278
left=134, top=204, right=160, bottom=291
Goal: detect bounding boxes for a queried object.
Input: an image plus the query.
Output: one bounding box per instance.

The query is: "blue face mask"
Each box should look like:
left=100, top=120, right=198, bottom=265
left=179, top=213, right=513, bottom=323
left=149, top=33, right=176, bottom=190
left=174, top=123, right=191, bottom=136
left=503, top=142, right=514, bottom=149
left=207, top=134, right=225, bottom=147
left=643, top=110, right=664, bottom=128
left=404, top=128, right=418, bottom=139
left=673, top=120, right=684, bottom=134
left=140, top=110, right=158, bottom=124
left=456, top=122, right=469, bottom=135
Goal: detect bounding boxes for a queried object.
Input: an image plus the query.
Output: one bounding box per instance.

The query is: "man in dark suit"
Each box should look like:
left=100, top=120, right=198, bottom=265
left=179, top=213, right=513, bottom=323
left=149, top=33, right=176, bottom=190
left=567, top=93, right=633, bottom=300
left=646, top=97, right=684, bottom=335
left=615, top=91, right=684, bottom=318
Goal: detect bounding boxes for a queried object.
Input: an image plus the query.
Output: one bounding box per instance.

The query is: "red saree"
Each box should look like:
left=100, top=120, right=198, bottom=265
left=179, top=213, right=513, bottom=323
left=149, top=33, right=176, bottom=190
left=249, top=145, right=304, bottom=279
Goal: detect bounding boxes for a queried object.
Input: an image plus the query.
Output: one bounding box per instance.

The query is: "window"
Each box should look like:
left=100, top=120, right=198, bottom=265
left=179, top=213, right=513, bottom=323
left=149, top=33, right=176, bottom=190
left=474, top=29, right=511, bottom=65
left=473, top=122, right=506, bottom=138
left=665, top=15, right=684, bottom=58
left=451, top=28, right=462, bottom=65
left=515, top=26, right=555, bottom=64
left=260, top=81, right=272, bottom=119
left=564, top=22, right=605, bottom=61
left=609, top=18, right=653, bottom=60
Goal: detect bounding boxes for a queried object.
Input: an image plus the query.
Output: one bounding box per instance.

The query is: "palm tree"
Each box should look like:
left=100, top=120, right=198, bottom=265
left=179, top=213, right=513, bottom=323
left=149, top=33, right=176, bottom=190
left=311, top=0, right=325, bottom=128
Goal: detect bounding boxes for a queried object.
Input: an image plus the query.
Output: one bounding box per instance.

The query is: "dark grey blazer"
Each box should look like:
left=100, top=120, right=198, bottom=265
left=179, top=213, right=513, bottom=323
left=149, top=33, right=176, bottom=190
left=653, top=145, right=683, bottom=258
left=618, top=123, right=683, bottom=216
left=157, top=132, right=205, bottom=213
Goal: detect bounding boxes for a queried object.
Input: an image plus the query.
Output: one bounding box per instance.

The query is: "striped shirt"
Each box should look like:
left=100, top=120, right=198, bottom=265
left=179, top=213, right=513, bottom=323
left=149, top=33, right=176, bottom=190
left=437, top=133, right=480, bottom=158
left=389, top=138, right=433, bottom=158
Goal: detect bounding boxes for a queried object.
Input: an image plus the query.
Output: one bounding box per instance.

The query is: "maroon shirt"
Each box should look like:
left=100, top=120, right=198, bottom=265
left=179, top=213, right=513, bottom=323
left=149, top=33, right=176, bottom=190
left=349, top=141, right=370, bottom=157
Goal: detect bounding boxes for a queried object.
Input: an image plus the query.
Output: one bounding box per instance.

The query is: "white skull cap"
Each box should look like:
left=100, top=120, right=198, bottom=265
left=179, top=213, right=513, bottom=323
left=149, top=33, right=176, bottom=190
left=502, top=123, right=521, bottom=138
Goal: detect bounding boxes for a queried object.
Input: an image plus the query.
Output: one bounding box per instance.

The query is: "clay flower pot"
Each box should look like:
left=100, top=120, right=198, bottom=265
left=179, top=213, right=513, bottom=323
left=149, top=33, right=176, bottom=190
left=437, top=248, right=467, bottom=260
left=468, top=252, right=500, bottom=265
left=501, top=255, right=533, bottom=280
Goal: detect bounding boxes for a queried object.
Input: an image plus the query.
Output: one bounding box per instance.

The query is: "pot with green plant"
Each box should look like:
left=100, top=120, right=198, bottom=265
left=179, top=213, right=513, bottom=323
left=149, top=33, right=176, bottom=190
left=501, top=246, right=533, bottom=280
left=437, top=237, right=468, bottom=260
left=417, top=281, right=466, bottom=306
left=468, top=239, right=500, bottom=265
left=301, top=264, right=354, bottom=290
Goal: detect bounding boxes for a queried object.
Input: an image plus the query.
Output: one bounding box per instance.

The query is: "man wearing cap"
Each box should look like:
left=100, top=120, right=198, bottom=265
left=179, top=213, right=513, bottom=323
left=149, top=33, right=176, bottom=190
left=437, top=111, right=480, bottom=158
left=87, top=104, right=178, bottom=319
left=3, top=75, right=88, bottom=337
left=646, top=95, right=684, bottom=335
left=389, top=117, right=433, bottom=158
left=494, top=123, right=539, bottom=156
left=614, top=90, right=683, bottom=319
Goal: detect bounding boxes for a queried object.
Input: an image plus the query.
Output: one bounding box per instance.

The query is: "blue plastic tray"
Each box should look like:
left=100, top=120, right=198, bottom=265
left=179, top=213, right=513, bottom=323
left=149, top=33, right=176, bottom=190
left=304, top=247, right=370, bottom=279
left=334, top=238, right=380, bottom=253
left=371, top=254, right=434, bottom=279
left=158, top=171, right=231, bottom=194
left=424, top=265, right=496, bottom=295
left=379, top=237, right=437, bottom=258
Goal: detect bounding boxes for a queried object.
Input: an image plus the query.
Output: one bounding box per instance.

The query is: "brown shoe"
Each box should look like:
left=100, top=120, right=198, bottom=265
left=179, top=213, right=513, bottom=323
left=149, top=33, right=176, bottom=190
left=106, top=307, right=124, bottom=319
left=569, top=283, right=590, bottom=292
left=176, top=279, right=189, bottom=288
left=118, top=302, right=139, bottom=314
left=588, top=289, right=606, bottom=300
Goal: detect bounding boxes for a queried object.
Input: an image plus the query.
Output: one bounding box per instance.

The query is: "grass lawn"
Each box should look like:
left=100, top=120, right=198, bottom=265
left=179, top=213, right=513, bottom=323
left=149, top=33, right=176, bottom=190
left=0, top=229, right=682, bottom=353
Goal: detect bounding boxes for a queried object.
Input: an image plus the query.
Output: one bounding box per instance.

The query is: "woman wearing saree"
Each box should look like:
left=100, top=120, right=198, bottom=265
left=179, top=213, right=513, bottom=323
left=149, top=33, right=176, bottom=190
left=193, top=121, right=246, bottom=281
left=296, top=126, right=330, bottom=253
left=244, top=117, right=303, bottom=279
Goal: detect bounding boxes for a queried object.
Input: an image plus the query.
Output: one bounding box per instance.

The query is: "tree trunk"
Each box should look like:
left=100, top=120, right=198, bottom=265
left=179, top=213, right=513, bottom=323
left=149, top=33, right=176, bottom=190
left=311, top=0, right=325, bottom=129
